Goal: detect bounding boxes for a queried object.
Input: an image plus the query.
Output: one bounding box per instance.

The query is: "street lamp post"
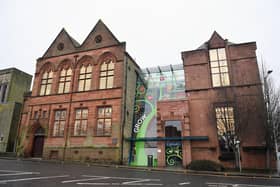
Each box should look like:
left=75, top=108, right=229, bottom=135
left=264, top=70, right=280, bottom=174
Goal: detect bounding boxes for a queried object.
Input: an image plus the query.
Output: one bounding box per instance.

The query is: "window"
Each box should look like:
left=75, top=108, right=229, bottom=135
left=74, top=108, right=88, bottom=136
left=78, top=65, right=92, bottom=91
left=53, top=110, right=66, bottom=136
left=0, top=84, right=8, bottom=103
left=42, top=111, right=47, bottom=118
left=96, top=106, right=112, bottom=136
left=58, top=68, right=72, bottom=93
left=39, top=71, right=53, bottom=95
left=99, top=59, right=114, bottom=89
left=34, top=111, right=39, bottom=119
left=209, top=48, right=230, bottom=87
left=215, top=106, right=235, bottom=152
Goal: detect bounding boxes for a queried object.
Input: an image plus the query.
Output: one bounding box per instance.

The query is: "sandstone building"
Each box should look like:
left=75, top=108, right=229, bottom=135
left=0, top=68, right=32, bottom=153
left=18, top=20, right=268, bottom=169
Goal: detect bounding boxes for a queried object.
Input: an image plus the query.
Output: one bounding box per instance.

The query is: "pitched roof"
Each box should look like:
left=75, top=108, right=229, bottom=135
left=80, top=19, right=120, bottom=50
left=42, top=28, right=80, bottom=58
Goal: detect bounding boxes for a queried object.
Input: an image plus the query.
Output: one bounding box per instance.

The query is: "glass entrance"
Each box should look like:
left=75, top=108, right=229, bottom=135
left=165, top=121, right=182, bottom=167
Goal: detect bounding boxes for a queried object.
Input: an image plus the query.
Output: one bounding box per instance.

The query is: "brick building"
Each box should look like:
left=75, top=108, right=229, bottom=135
left=18, top=20, right=140, bottom=164
left=18, top=21, right=268, bottom=169
left=154, top=32, right=266, bottom=169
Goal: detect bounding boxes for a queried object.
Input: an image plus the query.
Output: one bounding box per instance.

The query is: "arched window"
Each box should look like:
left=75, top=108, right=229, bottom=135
left=99, top=59, right=114, bottom=89
left=58, top=68, right=72, bottom=94
left=78, top=65, right=92, bottom=91
left=39, top=71, right=53, bottom=96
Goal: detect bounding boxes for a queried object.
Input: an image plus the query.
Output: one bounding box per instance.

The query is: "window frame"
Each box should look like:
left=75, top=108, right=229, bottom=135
left=52, top=109, right=66, bottom=137
left=73, top=108, right=88, bottom=136
left=96, top=106, right=112, bottom=136
left=209, top=48, right=230, bottom=87
left=99, top=59, right=115, bottom=89
left=214, top=105, right=236, bottom=157
left=58, top=68, right=72, bottom=94
left=78, top=65, right=92, bottom=92
left=39, top=71, right=53, bottom=96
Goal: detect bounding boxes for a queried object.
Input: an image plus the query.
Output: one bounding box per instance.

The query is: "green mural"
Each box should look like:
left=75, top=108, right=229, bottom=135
left=130, top=65, right=185, bottom=166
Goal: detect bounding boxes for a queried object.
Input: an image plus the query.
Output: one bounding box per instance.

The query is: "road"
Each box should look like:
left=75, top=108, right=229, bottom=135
left=0, top=159, right=279, bottom=186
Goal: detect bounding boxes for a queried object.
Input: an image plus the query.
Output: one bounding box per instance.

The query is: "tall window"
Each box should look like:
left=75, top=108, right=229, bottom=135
left=74, top=108, right=88, bottom=136
left=99, top=59, right=114, bottom=89
left=215, top=106, right=235, bottom=153
left=78, top=65, right=92, bottom=91
left=40, top=71, right=53, bottom=95
left=0, top=84, right=8, bottom=103
left=58, top=68, right=72, bottom=93
left=53, top=110, right=66, bottom=136
left=209, top=48, right=230, bottom=87
left=96, top=106, right=112, bottom=136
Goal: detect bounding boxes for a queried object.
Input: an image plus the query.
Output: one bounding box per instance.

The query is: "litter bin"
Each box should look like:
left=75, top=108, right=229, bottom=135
left=147, top=155, right=153, bottom=167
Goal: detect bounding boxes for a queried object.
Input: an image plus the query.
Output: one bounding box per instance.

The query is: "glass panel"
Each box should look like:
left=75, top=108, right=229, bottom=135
left=209, top=49, right=218, bottom=61
left=66, top=76, right=71, bottom=81
left=45, top=84, right=51, bottom=95
left=80, top=66, right=86, bottom=74
left=100, top=71, right=107, bottom=76
left=49, top=71, right=53, bottom=78
left=212, top=74, right=221, bottom=87
left=59, top=121, right=65, bottom=136
left=211, top=67, right=220, bottom=74
left=61, top=110, right=66, bottom=119
left=41, top=79, right=47, bottom=84
left=108, top=70, right=114, bottom=76
left=86, top=65, right=92, bottom=73
left=99, top=78, right=106, bottom=89
left=218, top=48, right=226, bottom=60
left=67, top=69, right=72, bottom=75
left=74, top=121, right=80, bottom=136
left=221, top=73, right=230, bottom=86
left=79, top=74, right=85, bottom=79
left=78, top=80, right=84, bottom=91
left=76, top=109, right=81, bottom=119
left=210, top=61, right=218, bottom=68
left=82, top=109, right=88, bottom=119
left=107, top=77, right=114, bottom=88
left=105, top=107, right=112, bottom=117
left=220, top=66, right=228, bottom=73
left=86, top=73, right=92, bottom=79
left=97, top=119, right=104, bottom=128
left=219, top=60, right=227, bottom=66
left=53, top=122, right=59, bottom=136
left=58, top=83, right=64, bottom=94
left=48, top=78, right=52, bottom=83
left=105, top=119, right=111, bottom=128
left=40, top=85, right=45, bottom=95
left=101, top=63, right=107, bottom=71
left=85, top=79, right=91, bottom=91
left=81, top=120, right=87, bottom=135
left=108, top=62, right=114, bottom=70
left=64, top=82, right=70, bottom=93
left=61, top=69, right=66, bottom=76
left=55, top=111, right=61, bottom=120
left=98, top=108, right=104, bottom=117
left=42, top=72, right=48, bottom=79
left=59, top=77, right=64, bottom=82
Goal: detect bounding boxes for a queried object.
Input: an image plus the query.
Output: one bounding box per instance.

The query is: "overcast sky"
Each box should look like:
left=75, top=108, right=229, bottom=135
left=1, top=0, right=279, bottom=87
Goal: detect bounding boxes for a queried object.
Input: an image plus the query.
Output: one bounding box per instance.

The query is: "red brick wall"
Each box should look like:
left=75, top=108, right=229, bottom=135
left=182, top=36, right=268, bottom=169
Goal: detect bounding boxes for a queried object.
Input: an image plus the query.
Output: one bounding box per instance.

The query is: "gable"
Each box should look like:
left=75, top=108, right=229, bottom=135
left=42, top=28, right=80, bottom=58
left=208, top=31, right=226, bottom=49
left=80, top=20, right=120, bottom=50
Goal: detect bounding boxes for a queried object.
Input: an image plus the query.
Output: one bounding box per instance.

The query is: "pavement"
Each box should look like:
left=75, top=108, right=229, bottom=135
left=0, top=156, right=279, bottom=179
